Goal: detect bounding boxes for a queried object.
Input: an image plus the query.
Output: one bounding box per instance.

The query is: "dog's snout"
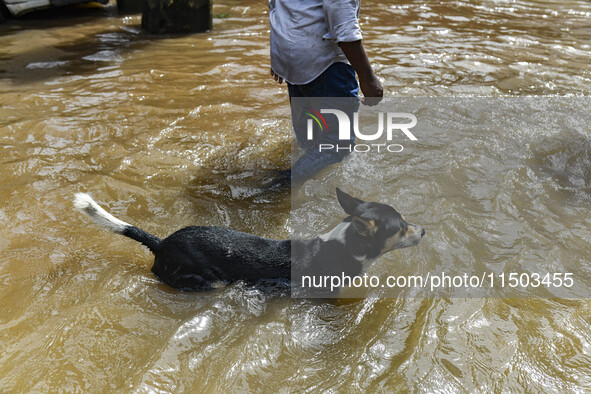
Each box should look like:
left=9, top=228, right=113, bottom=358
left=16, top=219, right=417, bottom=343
left=408, top=223, right=425, bottom=238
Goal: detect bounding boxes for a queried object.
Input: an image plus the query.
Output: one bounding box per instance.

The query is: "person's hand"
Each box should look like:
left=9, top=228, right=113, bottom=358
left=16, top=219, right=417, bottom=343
left=271, top=68, right=284, bottom=84
left=337, top=40, right=383, bottom=106
left=359, top=74, right=383, bottom=106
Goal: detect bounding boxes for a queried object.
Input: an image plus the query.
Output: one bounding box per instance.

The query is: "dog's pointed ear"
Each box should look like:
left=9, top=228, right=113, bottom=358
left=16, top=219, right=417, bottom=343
left=351, top=216, right=378, bottom=237
left=336, top=188, right=365, bottom=215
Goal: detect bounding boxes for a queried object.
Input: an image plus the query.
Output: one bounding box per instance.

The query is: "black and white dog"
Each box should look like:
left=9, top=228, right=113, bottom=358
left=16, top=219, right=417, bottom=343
left=74, top=188, right=424, bottom=291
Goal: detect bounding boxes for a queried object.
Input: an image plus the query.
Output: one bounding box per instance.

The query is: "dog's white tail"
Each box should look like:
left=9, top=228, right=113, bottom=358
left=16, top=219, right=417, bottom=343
left=74, top=193, right=130, bottom=233
left=74, top=193, right=161, bottom=252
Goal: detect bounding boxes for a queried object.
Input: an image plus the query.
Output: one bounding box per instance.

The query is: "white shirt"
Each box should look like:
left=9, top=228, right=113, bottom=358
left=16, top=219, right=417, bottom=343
left=269, top=0, right=362, bottom=85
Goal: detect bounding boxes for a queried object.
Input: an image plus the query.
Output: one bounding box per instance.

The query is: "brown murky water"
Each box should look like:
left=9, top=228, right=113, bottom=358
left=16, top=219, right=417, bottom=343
left=2, top=0, right=591, bottom=391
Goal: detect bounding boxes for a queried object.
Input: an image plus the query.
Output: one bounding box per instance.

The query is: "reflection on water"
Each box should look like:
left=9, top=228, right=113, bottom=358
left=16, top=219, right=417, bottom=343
left=1, top=0, right=591, bottom=391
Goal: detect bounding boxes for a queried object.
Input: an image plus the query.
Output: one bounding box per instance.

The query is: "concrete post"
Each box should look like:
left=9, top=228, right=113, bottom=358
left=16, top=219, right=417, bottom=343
left=141, top=0, right=211, bottom=34
left=117, top=0, right=143, bottom=14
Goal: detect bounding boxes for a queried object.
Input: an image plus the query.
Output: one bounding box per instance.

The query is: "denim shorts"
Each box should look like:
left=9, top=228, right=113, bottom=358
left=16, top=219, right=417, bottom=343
left=287, top=62, right=359, bottom=98
left=288, top=62, right=360, bottom=149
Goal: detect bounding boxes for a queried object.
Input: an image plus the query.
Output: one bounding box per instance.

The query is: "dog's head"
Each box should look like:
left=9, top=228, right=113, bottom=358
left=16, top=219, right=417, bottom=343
left=336, top=188, right=425, bottom=259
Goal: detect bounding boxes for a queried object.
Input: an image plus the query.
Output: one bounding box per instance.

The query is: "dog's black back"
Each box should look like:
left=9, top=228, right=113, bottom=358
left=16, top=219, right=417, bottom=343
left=151, top=226, right=290, bottom=290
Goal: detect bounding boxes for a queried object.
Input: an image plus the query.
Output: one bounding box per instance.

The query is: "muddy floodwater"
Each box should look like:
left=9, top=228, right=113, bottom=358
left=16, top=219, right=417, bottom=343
left=2, top=0, right=591, bottom=391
